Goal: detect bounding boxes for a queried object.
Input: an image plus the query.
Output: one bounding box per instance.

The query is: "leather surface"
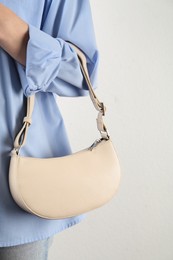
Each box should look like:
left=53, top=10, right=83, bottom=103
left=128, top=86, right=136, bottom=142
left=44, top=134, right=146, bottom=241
left=9, top=139, right=121, bottom=219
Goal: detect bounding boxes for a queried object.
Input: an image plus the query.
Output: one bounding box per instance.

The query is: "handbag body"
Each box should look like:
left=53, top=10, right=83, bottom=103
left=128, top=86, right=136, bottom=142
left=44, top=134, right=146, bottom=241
left=9, top=42, right=121, bottom=219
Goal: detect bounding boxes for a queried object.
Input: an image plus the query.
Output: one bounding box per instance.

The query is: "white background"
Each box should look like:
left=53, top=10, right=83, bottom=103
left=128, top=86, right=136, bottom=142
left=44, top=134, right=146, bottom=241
left=49, top=0, right=173, bottom=259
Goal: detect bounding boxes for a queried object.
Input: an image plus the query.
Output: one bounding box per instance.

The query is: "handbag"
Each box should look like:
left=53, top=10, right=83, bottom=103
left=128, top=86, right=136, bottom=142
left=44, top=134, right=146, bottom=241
left=9, top=41, right=121, bottom=219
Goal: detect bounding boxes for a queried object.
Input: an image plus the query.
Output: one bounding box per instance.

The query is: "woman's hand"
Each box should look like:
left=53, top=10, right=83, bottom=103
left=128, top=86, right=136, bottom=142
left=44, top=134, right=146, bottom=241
left=0, top=3, right=29, bottom=66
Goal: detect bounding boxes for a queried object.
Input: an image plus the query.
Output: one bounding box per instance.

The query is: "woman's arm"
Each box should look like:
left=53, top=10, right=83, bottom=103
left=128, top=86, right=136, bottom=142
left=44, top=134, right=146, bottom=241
left=1, top=0, right=99, bottom=98
left=0, top=3, right=29, bottom=66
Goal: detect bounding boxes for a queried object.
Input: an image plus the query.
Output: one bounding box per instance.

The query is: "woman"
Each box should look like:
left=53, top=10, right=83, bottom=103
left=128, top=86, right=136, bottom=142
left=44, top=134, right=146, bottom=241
left=0, top=0, right=99, bottom=259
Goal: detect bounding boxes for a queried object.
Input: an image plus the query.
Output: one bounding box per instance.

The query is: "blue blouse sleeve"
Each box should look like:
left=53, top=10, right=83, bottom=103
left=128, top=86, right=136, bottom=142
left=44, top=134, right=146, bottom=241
left=18, top=0, right=100, bottom=97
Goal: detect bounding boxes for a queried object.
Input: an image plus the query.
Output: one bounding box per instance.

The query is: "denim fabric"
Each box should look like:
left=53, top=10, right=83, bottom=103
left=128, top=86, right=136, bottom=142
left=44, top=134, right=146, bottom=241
left=0, top=236, right=54, bottom=260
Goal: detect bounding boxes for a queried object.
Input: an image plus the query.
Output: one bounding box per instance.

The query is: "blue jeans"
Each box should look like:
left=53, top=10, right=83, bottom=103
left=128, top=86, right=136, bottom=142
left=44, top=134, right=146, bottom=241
left=0, top=236, right=54, bottom=260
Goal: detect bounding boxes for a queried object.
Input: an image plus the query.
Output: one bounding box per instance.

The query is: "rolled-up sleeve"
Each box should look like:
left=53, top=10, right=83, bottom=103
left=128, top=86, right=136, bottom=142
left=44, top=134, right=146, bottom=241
left=17, top=0, right=100, bottom=98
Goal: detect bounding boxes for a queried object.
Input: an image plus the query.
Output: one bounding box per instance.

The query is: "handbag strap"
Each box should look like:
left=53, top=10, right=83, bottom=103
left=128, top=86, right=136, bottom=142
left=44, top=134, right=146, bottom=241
left=13, top=41, right=110, bottom=154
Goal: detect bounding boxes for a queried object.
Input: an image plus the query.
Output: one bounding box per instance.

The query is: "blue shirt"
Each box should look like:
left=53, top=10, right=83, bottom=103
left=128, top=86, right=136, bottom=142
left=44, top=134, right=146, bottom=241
left=0, top=0, right=99, bottom=247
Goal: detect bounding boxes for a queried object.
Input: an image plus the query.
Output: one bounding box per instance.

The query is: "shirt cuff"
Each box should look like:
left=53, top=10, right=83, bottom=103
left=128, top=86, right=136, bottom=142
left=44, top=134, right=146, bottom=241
left=21, top=23, right=99, bottom=98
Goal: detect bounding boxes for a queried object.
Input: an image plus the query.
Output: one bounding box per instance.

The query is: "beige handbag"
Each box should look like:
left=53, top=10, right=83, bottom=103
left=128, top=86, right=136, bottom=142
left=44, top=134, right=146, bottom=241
left=9, top=42, right=121, bottom=219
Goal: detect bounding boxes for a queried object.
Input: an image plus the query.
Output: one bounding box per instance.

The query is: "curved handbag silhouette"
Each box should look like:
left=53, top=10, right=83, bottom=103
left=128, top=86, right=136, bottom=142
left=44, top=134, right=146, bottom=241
left=9, top=41, right=121, bottom=219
